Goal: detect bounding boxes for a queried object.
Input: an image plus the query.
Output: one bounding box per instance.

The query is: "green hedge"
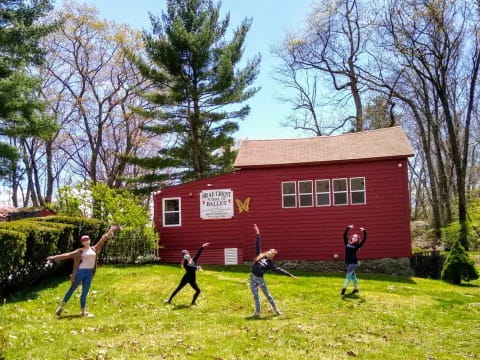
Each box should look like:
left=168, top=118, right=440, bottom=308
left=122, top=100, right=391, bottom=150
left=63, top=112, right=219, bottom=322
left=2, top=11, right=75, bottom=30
left=0, top=216, right=105, bottom=298
left=0, top=221, right=61, bottom=292
left=32, top=216, right=107, bottom=246
left=0, top=230, right=27, bottom=291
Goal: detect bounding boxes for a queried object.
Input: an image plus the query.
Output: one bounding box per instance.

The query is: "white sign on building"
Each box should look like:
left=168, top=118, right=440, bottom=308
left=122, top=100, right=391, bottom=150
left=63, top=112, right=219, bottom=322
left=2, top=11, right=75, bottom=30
left=200, top=189, right=234, bottom=219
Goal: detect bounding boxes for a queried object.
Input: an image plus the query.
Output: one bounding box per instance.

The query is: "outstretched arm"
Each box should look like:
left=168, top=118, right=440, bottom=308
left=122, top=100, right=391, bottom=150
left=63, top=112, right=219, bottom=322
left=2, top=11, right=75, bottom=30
left=193, top=242, right=210, bottom=263
left=254, top=224, right=261, bottom=255
left=93, top=225, right=120, bottom=252
left=269, top=262, right=296, bottom=278
left=47, top=250, right=78, bottom=262
left=344, top=225, right=353, bottom=245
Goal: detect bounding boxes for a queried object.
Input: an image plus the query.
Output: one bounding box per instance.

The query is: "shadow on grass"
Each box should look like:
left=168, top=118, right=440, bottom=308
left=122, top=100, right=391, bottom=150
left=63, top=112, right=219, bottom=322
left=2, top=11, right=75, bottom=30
left=57, top=314, right=83, bottom=320
left=3, top=275, right=68, bottom=305
left=203, top=265, right=417, bottom=284
left=457, top=283, right=480, bottom=288
left=342, top=294, right=366, bottom=303
left=172, top=304, right=192, bottom=310
left=244, top=314, right=280, bottom=321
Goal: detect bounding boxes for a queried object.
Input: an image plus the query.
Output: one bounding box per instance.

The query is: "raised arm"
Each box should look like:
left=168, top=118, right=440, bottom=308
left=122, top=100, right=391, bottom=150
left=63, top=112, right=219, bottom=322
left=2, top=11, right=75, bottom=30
left=254, top=224, right=261, bottom=255
left=358, top=227, right=367, bottom=248
left=193, top=242, right=210, bottom=263
left=344, top=225, right=353, bottom=245
left=93, top=225, right=120, bottom=252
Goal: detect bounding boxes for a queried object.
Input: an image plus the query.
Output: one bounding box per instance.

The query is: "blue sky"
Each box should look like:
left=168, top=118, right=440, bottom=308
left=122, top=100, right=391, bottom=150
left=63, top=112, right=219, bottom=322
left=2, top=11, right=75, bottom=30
left=69, top=0, right=314, bottom=140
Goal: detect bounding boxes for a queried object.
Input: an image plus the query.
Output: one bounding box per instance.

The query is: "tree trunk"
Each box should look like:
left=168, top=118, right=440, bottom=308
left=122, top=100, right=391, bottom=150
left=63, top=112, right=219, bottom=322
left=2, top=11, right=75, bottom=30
left=45, top=139, right=54, bottom=203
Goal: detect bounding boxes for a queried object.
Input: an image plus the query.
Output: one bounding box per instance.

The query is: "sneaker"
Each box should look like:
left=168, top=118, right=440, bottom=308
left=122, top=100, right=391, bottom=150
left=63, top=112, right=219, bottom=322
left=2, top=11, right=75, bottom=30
left=164, top=299, right=170, bottom=304
left=82, top=312, right=94, bottom=318
left=274, top=309, right=282, bottom=316
left=351, top=289, right=359, bottom=294
left=55, top=306, right=64, bottom=316
left=341, top=288, right=346, bottom=295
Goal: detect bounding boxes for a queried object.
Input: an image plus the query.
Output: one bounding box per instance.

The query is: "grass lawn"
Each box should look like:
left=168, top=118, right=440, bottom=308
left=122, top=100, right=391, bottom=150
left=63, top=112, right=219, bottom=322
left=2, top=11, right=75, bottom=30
left=1, top=264, right=480, bottom=360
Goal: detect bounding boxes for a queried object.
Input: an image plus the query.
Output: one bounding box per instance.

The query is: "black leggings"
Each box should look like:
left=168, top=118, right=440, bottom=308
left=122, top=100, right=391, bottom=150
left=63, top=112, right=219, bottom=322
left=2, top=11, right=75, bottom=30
left=168, top=276, right=201, bottom=304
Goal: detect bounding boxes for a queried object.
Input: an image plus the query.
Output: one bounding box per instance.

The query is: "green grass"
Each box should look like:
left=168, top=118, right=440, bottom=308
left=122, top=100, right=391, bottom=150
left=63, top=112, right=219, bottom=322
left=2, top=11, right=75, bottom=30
left=2, top=265, right=480, bottom=360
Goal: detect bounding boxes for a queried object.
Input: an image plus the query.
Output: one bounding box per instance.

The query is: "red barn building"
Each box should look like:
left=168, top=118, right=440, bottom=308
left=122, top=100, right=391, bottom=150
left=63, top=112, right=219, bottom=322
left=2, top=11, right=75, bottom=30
left=153, top=127, right=414, bottom=266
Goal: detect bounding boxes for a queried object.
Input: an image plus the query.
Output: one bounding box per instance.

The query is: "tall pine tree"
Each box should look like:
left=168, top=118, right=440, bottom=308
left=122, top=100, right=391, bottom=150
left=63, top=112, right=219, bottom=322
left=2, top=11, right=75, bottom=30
left=0, top=0, right=55, bottom=183
left=126, top=0, right=259, bottom=191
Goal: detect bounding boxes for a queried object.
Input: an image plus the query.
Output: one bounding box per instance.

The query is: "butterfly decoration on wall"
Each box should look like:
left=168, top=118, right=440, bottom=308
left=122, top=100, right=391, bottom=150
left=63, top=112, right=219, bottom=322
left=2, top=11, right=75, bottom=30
left=235, top=197, right=250, bottom=213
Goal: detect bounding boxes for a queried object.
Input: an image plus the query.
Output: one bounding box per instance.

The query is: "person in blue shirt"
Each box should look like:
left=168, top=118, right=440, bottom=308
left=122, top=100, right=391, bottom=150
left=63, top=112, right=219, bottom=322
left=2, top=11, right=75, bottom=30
left=250, top=224, right=297, bottom=318
left=341, top=225, right=367, bottom=295
left=165, top=242, right=210, bottom=305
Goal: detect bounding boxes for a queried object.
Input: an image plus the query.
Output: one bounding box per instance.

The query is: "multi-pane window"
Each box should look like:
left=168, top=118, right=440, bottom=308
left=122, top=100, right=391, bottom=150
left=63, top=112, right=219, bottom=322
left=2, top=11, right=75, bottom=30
left=282, top=182, right=297, bottom=208
left=315, top=179, right=330, bottom=206
left=298, top=180, right=313, bottom=207
left=350, top=177, right=366, bottom=205
left=281, top=177, right=365, bottom=208
left=163, top=198, right=181, bottom=226
left=333, top=178, right=348, bottom=205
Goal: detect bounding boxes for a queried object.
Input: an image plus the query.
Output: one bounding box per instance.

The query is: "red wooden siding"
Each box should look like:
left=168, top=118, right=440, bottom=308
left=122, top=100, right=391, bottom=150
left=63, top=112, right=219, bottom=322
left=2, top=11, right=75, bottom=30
left=154, top=157, right=412, bottom=264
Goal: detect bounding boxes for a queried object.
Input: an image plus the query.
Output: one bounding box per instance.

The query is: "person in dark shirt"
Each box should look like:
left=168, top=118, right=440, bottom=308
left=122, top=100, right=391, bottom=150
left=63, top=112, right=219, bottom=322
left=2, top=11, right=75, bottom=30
left=165, top=242, right=210, bottom=305
left=249, top=224, right=297, bottom=317
left=341, top=225, right=367, bottom=295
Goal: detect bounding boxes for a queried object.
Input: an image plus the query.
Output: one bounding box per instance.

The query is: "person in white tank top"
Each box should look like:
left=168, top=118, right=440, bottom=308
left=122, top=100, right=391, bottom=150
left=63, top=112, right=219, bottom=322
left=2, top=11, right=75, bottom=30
left=79, top=247, right=97, bottom=269
left=47, top=225, right=120, bottom=317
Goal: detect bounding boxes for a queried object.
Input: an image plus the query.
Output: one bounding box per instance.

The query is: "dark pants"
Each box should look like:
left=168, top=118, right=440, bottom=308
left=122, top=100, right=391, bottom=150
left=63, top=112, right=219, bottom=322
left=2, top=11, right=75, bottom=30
left=168, top=275, right=201, bottom=304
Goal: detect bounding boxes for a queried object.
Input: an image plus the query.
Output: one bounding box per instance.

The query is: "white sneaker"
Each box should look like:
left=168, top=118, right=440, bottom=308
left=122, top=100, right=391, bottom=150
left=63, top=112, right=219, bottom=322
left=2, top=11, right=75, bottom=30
left=82, top=312, right=94, bottom=318
left=274, top=309, right=282, bottom=316
left=55, top=306, right=64, bottom=316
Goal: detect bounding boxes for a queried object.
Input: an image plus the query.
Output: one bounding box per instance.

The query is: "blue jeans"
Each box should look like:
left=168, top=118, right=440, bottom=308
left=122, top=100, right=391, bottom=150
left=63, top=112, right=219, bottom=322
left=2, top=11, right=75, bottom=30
left=62, top=268, right=94, bottom=308
left=343, top=263, right=358, bottom=289
left=249, top=273, right=278, bottom=313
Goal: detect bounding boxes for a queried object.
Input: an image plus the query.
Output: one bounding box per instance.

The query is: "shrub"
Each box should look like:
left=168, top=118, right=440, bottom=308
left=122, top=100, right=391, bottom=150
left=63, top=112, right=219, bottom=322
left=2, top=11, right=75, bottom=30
left=0, top=229, right=27, bottom=295
left=48, top=185, right=84, bottom=217
left=90, top=183, right=158, bottom=263
left=0, top=216, right=108, bottom=297
left=441, top=240, right=479, bottom=284
left=0, top=221, right=60, bottom=284
left=32, top=216, right=106, bottom=248
left=441, top=222, right=480, bottom=250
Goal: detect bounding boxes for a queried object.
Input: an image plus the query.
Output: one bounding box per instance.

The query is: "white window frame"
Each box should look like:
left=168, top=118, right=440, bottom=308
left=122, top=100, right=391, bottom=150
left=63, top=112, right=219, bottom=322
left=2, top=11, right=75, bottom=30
left=298, top=180, right=314, bottom=207
left=350, top=177, right=366, bottom=205
left=332, top=178, right=348, bottom=206
left=315, top=179, right=331, bottom=207
left=281, top=181, right=297, bottom=208
left=163, top=197, right=182, bottom=227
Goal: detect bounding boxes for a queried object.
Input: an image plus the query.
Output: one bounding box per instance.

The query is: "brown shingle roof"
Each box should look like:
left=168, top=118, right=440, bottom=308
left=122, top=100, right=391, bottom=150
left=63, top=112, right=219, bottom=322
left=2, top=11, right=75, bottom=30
left=234, top=126, right=414, bottom=168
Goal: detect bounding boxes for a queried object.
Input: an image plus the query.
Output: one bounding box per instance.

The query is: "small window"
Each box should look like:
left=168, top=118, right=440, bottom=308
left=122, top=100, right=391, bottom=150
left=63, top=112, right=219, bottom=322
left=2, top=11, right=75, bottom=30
left=298, top=180, right=313, bottom=207
left=282, top=182, right=296, bottom=208
left=163, top=197, right=181, bottom=226
left=333, top=178, right=348, bottom=205
left=315, top=179, right=330, bottom=206
left=350, top=177, right=366, bottom=205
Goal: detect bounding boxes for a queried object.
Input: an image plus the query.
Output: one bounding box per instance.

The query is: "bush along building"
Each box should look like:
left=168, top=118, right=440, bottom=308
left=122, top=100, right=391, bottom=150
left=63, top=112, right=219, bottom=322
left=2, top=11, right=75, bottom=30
left=153, top=127, right=415, bottom=275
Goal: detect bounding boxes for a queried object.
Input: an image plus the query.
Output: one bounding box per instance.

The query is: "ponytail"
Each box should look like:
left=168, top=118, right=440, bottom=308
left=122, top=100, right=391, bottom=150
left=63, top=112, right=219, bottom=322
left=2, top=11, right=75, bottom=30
left=254, top=251, right=269, bottom=262
left=254, top=249, right=277, bottom=262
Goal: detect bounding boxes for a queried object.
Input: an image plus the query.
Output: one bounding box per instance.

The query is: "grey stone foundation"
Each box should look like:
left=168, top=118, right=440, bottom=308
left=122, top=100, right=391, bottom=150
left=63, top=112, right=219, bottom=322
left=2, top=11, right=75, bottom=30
left=254, top=257, right=414, bottom=277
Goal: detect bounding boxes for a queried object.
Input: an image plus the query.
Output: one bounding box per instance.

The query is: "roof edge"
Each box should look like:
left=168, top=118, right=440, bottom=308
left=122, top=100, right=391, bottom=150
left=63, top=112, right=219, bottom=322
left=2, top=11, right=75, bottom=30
left=234, top=154, right=414, bottom=170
